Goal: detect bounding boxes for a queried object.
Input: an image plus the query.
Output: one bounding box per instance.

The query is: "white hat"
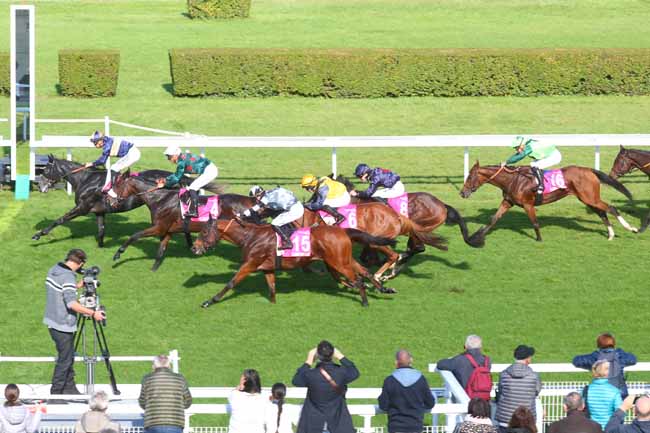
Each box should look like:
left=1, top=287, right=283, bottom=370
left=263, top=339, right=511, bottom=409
left=163, top=145, right=181, bottom=156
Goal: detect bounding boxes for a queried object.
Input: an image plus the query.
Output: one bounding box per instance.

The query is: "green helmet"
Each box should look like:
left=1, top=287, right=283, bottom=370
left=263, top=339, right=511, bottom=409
left=511, top=136, right=525, bottom=149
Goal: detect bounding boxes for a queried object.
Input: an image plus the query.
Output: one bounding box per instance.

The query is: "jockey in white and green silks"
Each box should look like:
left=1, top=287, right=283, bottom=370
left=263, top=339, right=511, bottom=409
left=505, top=136, right=562, bottom=192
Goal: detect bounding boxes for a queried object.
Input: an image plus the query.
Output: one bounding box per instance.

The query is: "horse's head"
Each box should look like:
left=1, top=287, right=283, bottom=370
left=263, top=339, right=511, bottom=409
left=335, top=174, right=355, bottom=192
left=609, top=145, right=634, bottom=179
left=192, top=216, right=220, bottom=255
left=460, top=161, right=483, bottom=198
left=38, top=154, right=61, bottom=193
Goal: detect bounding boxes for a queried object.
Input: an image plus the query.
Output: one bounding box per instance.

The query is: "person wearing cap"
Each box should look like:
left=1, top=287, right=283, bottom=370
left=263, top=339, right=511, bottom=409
left=157, top=146, right=218, bottom=218
left=495, top=345, right=542, bottom=433
left=350, top=163, right=404, bottom=202
left=605, top=394, right=650, bottom=433
left=84, top=131, right=140, bottom=203
left=504, top=136, right=562, bottom=195
left=300, top=174, right=349, bottom=225
left=238, top=185, right=304, bottom=249
left=43, top=249, right=106, bottom=395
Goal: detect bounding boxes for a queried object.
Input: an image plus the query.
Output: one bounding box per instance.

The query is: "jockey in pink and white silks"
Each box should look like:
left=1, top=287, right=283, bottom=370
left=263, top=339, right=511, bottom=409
left=85, top=131, right=141, bottom=201
left=505, top=136, right=562, bottom=193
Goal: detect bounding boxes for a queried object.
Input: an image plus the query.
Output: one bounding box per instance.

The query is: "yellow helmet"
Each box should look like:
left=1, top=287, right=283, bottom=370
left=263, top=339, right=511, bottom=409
left=300, top=174, right=318, bottom=188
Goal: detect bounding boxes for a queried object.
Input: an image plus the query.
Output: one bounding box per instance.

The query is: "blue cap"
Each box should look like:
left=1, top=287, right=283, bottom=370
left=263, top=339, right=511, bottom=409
left=354, top=163, right=371, bottom=177
left=90, top=131, right=103, bottom=144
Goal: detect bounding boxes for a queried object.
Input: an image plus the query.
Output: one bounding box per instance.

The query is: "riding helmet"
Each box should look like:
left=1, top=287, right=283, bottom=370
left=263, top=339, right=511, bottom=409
left=354, top=163, right=371, bottom=177
left=90, top=131, right=104, bottom=144
left=300, top=174, right=318, bottom=188
left=163, top=145, right=181, bottom=156
left=249, top=185, right=264, bottom=197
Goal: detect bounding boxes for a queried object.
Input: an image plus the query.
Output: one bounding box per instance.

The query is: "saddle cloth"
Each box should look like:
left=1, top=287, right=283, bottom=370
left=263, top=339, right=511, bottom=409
left=318, top=204, right=358, bottom=228
left=388, top=193, right=409, bottom=217
left=277, top=227, right=312, bottom=257
left=542, top=169, right=567, bottom=194
left=179, top=188, right=220, bottom=221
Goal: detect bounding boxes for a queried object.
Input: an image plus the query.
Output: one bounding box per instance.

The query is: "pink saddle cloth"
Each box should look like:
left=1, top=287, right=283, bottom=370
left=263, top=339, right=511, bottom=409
left=318, top=204, right=358, bottom=228
left=543, top=170, right=567, bottom=194
left=277, top=227, right=312, bottom=257
left=179, top=188, right=220, bottom=222
left=387, top=193, right=409, bottom=217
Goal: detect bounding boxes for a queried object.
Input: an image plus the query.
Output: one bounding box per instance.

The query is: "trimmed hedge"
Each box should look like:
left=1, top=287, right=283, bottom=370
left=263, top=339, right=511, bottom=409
left=58, top=50, right=120, bottom=97
left=187, top=0, right=251, bottom=19
left=169, top=48, right=650, bottom=98
left=0, top=52, right=9, bottom=96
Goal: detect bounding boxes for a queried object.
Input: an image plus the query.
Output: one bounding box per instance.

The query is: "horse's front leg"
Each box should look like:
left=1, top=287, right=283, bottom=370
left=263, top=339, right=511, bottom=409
left=32, top=203, right=91, bottom=241
left=473, top=199, right=513, bottom=239
left=96, top=213, right=106, bottom=247
left=263, top=271, right=277, bottom=304
left=151, top=233, right=173, bottom=272
left=113, top=226, right=164, bottom=261
left=201, top=261, right=258, bottom=308
left=522, top=203, right=542, bottom=242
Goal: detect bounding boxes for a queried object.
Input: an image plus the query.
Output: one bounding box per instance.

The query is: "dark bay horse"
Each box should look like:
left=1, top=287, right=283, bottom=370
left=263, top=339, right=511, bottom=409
left=33, top=155, right=170, bottom=247
left=112, top=171, right=249, bottom=271
left=335, top=175, right=483, bottom=263
left=191, top=217, right=397, bottom=307
left=300, top=205, right=446, bottom=281
left=460, top=161, right=637, bottom=241
left=609, top=145, right=650, bottom=231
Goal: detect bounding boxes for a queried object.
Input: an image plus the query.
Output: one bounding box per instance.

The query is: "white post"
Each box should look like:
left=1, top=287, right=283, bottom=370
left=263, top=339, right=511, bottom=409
left=595, top=145, right=601, bottom=170
left=29, top=146, right=35, bottom=180
left=104, top=116, right=111, bottom=171
left=169, top=349, right=180, bottom=373
left=463, top=146, right=469, bottom=181
left=183, top=413, right=191, bottom=433
left=28, top=6, right=35, bottom=158
left=332, top=146, right=337, bottom=178
left=66, top=148, right=72, bottom=195
left=9, top=8, right=16, bottom=180
left=361, top=414, right=373, bottom=433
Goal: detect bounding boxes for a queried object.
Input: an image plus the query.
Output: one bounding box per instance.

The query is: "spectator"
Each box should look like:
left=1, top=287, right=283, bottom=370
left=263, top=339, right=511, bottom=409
left=228, top=369, right=266, bottom=433
left=138, top=355, right=192, bottom=433
left=453, top=398, right=497, bottom=433
left=75, top=391, right=120, bottom=433
left=547, top=392, right=602, bottom=433
left=585, top=360, right=623, bottom=429
left=436, top=335, right=491, bottom=391
left=0, top=384, right=43, bottom=433
left=292, top=340, right=359, bottom=433
left=495, top=345, right=541, bottom=433
left=378, top=349, right=435, bottom=433
left=573, top=333, right=637, bottom=398
left=605, top=395, right=650, bottom=433
left=264, top=383, right=300, bottom=433
left=506, top=407, right=537, bottom=433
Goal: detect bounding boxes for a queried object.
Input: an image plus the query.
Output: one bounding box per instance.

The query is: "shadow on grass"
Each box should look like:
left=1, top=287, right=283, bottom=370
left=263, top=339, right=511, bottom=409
left=31, top=213, right=134, bottom=246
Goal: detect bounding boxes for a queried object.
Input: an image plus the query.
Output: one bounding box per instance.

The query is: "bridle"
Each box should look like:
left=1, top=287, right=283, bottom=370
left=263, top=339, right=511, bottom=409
left=466, top=165, right=516, bottom=193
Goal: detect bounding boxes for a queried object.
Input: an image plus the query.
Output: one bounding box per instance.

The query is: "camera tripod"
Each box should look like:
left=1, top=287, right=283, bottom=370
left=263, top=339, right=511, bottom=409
left=74, top=312, right=120, bottom=395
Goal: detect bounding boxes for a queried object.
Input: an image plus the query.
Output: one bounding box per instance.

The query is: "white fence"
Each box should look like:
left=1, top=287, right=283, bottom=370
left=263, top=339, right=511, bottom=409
left=28, top=117, right=650, bottom=189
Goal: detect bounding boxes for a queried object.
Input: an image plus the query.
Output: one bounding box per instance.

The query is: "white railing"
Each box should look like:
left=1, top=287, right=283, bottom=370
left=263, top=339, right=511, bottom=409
left=29, top=116, right=650, bottom=186
left=0, top=132, right=16, bottom=181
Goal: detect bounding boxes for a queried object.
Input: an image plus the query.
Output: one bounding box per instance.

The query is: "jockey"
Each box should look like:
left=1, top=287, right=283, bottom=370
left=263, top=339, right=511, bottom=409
left=505, top=136, right=562, bottom=193
left=157, top=145, right=219, bottom=218
left=241, top=185, right=304, bottom=250
left=300, top=174, right=350, bottom=225
left=85, top=131, right=141, bottom=201
left=351, top=163, right=404, bottom=202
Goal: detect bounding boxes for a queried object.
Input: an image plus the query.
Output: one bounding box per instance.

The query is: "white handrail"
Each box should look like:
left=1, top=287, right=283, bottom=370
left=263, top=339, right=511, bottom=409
left=429, top=362, right=650, bottom=374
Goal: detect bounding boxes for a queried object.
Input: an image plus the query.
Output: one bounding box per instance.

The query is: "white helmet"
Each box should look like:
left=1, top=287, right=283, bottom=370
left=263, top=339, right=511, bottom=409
left=249, top=185, right=264, bottom=197
left=163, top=145, right=181, bottom=156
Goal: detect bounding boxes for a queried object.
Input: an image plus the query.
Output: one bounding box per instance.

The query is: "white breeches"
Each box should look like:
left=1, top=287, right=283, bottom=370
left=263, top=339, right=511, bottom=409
left=272, top=202, right=304, bottom=226
left=530, top=149, right=562, bottom=170
left=323, top=191, right=351, bottom=208
left=189, top=163, right=219, bottom=191
left=371, top=180, right=405, bottom=199
left=104, top=146, right=141, bottom=186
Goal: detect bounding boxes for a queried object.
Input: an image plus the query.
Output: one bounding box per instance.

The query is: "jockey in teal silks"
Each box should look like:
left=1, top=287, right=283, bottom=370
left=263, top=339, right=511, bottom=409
left=505, top=136, right=562, bottom=194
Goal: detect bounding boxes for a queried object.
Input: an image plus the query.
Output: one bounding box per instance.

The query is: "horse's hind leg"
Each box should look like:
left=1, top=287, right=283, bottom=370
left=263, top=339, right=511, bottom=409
left=263, top=271, right=277, bottom=304
left=113, top=226, right=163, bottom=261
left=372, top=246, right=401, bottom=282
left=588, top=206, right=615, bottom=240
left=32, top=204, right=90, bottom=241
left=202, top=261, right=257, bottom=308
left=522, top=204, right=542, bottom=242
left=151, top=233, right=172, bottom=272
left=578, top=193, right=637, bottom=237
left=328, top=260, right=369, bottom=307
left=640, top=210, right=650, bottom=233
left=96, top=213, right=106, bottom=247
left=351, top=260, right=396, bottom=295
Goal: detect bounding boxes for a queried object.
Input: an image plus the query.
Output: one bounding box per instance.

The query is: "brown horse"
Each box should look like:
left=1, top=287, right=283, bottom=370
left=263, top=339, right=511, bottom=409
left=460, top=161, right=637, bottom=241
left=191, top=217, right=398, bottom=307
left=299, top=205, right=446, bottom=281
left=335, top=175, right=483, bottom=264
left=609, top=145, right=650, bottom=232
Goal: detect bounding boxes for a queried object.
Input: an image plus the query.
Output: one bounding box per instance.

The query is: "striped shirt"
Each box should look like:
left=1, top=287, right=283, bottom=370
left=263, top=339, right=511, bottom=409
left=138, top=368, right=192, bottom=428
left=586, top=378, right=622, bottom=428
left=43, top=263, right=79, bottom=333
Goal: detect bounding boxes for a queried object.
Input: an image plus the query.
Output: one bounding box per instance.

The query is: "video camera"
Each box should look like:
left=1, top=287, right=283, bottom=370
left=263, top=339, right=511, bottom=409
left=79, top=265, right=106, bottom=325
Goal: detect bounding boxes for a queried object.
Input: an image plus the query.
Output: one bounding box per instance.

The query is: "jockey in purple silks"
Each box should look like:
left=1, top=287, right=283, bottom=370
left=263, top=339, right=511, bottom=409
left=350, top=163, right=405, bottom=203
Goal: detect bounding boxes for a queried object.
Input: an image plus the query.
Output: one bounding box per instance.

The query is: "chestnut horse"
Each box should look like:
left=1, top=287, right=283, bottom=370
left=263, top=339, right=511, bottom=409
left=460, top=161, right=637, bottom=241
left=609, top=145, right=650, bottom=231
left=299, top=205, right=446, bottom=281
left=191, top=217, right=398, bottom=307
left=111, top=171, right=251, bottom=271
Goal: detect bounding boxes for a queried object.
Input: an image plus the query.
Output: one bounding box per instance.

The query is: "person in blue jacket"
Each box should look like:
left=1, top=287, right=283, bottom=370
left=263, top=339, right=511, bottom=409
left=350, top=163, right=405, bottom=202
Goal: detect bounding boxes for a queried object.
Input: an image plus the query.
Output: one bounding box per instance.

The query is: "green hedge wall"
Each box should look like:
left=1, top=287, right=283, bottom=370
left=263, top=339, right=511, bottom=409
left=0, top=52, right=9, bottom=96
left=187, top=0, right=251, bottom=19
left=58, top=50, right=120, bottom=97
left=169, top=48, right=650, bottom=98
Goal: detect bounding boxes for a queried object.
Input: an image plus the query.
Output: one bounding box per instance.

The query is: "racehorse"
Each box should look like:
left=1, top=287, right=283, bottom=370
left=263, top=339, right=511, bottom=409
left=191, top=217, right=398, bottom=307
left=299, top=205, right=446, bottom=281
left=460, top=161, right=637, bottom=241
left=33, top=155, right=170, bottom=247
left=609, top=145, right=650, bottom=232
left=334, top=175, right=483, bottom=264
left=111, top=170, right=246, bottom=271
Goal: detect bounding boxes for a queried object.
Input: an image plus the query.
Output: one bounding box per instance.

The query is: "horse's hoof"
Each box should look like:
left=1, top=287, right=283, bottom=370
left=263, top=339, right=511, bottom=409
left=32, top=234, right=40, bottom=241
left=112, top=253, right=121, bottom=261
left=383, top=287, right=397, bottom=294
left=631, top=227, right=639, bottom=233
left=201, top=300, right=212, bottom=308
left=361, top=301, right=369, bottom=307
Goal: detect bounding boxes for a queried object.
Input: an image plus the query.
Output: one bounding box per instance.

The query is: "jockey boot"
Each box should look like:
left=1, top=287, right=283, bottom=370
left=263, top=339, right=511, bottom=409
left=273, top=224, right=293, bottom=249
left=532, top=167, right=544, bottom=193
left=187, top=190, right=199, bottom=218
left=322, top=205, right=345, bottom=225
left=372, top=196, right=388, bottom=205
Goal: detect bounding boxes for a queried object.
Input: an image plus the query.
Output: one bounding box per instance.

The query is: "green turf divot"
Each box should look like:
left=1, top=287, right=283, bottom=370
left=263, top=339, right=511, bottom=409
left=0, top=201, right=24, bottom=237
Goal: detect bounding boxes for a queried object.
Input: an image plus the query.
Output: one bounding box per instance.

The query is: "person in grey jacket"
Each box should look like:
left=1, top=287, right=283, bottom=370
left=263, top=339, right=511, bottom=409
left=43, top=249, right=105, bottom=395
left=495, top=345, right=542, bottom=433
left=436, top=335, right=491, bottom=389
left=605, top=395, right=650, bottom=433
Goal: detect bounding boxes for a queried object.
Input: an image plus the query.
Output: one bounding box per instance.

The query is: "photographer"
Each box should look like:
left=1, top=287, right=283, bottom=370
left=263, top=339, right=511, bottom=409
left=43, top=249, right=105, bottom=395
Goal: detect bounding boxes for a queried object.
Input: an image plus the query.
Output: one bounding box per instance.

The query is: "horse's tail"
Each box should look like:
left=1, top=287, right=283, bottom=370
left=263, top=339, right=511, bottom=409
left=344, top=229, right=396, bottom=247
left=401, top=217, right=448, bottom=251
left=203, top=182, right=228, bottom=195
left=591, top=169, right=633, bottom=201
left=445, top=204, right=484, bottom=248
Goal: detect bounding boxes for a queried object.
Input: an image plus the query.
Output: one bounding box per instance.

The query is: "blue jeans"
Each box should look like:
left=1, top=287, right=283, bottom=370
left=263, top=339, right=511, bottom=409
left=144, top=426, right=183, bottom=433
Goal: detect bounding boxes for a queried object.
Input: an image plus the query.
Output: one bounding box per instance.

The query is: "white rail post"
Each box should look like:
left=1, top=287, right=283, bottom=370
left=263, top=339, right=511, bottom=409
left=184, top=413, right=191, bottom=433
left=595, top=145, right=601, bottom=171
left=29, top=145, right=36, bottom=181
left=169, top=349, right=180, bottom=373
left=332, top=145, right=337, bottom=178
left=361, top=414, right=373, bottom=433
left=104, top=116, right=111, bottom=171
left=66, top=148, right=72, bottom=195
left=463, top=146, right=469, bottom=181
